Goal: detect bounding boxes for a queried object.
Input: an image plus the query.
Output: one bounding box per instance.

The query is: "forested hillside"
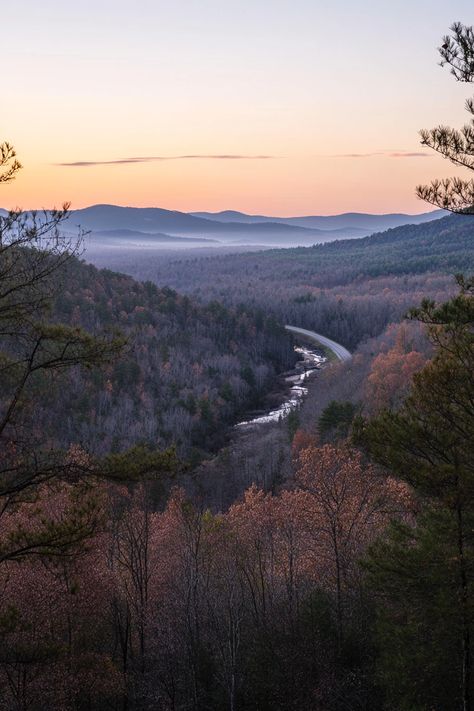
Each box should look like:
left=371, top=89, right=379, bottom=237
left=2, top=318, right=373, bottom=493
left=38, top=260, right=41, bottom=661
left=39, top=257, right=295, bottom=459
left=2, top=176, right=474, bottom=711
left=87, top=213, right=474, bottom=348
left=4, top=6, right=474, bottom=709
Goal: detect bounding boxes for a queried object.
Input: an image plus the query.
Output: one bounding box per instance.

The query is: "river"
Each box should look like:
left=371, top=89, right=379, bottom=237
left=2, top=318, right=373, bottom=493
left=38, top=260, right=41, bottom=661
left=236, top=345, right=326, bottom=428
left=236, top=326, right=351, bottom=429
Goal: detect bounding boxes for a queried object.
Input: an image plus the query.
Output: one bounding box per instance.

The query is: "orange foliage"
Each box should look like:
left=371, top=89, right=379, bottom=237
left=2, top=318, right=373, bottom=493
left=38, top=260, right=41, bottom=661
left=365, top=327, right=427, bottom=412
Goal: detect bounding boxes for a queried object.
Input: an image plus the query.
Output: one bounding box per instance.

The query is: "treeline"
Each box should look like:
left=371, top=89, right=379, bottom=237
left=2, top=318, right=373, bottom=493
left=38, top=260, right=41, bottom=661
left=36, top=258, right=296, bottom=459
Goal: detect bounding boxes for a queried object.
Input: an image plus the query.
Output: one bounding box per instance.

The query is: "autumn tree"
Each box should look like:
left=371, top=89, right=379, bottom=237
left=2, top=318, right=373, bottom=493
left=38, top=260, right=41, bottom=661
left=364, top=339, right=426, bottom=414
left=295, top=444, right=404, bottom=652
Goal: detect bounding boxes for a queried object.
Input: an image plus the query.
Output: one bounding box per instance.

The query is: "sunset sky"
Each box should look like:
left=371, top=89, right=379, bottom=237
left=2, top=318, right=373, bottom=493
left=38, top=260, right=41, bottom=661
left=3, top=0, right=473, bottom=215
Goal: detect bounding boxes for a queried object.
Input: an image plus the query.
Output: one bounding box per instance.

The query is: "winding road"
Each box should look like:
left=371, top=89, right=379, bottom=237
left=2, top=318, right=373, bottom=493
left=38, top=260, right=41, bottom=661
left=285, top=325, right=352, bottom=362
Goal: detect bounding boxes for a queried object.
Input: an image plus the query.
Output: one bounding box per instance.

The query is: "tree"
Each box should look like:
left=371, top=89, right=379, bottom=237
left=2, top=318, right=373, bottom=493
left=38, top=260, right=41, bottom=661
left=0, top=145, right=118, bottom=563
left=295, top=444, right=403, bottom=655
left=416, top=22, right=474, bottom=213
left=286, top=409, right=300, bottom=442
left=357, top=279, right=474, bottom=711
left=317, top=401, right=359, bottom=442
left=356, top=25, right=474, bottom=707
left=364, top=344, right=426, bottom=414
left=0, top=144, right=176, bottom=564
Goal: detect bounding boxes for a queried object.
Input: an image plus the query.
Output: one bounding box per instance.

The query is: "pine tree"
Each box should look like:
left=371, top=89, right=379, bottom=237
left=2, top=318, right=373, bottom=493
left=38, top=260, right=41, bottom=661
left=417, top=23, right=474, bottom=213
left=357, top=279, right=474, bottom=710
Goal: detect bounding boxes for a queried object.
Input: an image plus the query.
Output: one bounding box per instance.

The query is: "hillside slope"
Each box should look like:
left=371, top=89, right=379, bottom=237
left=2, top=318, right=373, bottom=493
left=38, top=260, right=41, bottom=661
left=142, top=214, right=474, bottom=288
left=35, top=257, right=295, bottom=459
left=88, top=214, right=474, bottom=349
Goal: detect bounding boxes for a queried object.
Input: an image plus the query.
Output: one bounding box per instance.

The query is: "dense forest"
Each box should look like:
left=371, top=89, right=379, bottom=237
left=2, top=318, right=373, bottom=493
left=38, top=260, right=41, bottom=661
left=3, top=18, right=474, bottom=711
left=2, top=192, right=474, bottom=710
left=87, top=213, right=474, bottom=348
left=1, top=252, right=472, bottom=709
left=30, top=258, right=296, bottom=460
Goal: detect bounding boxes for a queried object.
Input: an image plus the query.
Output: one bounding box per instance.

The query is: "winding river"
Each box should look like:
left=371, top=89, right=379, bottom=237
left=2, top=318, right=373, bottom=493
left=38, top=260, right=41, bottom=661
left=236, top=326, right=352, bottom=429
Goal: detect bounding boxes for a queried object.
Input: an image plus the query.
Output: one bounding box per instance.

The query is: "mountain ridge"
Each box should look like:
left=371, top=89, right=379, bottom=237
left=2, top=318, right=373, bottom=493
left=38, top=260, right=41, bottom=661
left=190, top=208, right=447, bottom=231
left=1, top=204, right=448, bottom=246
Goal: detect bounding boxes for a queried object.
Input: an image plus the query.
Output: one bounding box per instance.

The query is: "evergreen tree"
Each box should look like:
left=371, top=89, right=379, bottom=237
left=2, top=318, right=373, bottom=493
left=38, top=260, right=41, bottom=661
left=417, top=23, right=474, bottom=213
left=357, top=278, right=474, bottom=710
left=318, top=400, right=359, bottom=442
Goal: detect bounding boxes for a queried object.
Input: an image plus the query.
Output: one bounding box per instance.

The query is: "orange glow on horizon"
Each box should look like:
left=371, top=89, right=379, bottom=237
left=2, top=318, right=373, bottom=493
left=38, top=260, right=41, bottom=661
left=2, top=1, right=472, bottom=217
left=2, top=150, right=464, bottom=217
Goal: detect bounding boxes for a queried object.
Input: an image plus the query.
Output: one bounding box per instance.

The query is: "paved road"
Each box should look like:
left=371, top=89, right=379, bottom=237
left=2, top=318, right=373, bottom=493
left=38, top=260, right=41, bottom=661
left=285, top=325, right=352, bottom=362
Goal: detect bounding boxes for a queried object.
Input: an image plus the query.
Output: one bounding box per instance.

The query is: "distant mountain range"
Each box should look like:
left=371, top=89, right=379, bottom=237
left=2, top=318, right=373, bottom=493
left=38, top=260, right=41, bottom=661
left=0, top=204, right=448, bottom=247
left=63, top=205, right=343, bottom=243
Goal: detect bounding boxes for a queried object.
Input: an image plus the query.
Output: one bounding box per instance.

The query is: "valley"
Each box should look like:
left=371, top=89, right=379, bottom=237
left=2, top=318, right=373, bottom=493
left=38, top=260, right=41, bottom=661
left=2, top=196, right=472, bottom=711
left=1, top=8, right=474, bottom=707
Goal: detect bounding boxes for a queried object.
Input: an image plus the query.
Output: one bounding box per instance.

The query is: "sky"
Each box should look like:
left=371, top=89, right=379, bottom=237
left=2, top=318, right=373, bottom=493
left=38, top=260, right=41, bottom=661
left=2, top=0, right=473, bottom=215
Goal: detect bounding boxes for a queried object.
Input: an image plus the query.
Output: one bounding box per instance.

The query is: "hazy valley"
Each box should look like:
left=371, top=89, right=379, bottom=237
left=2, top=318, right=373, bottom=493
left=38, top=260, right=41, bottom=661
left=2, top=8, right=474, bottom=711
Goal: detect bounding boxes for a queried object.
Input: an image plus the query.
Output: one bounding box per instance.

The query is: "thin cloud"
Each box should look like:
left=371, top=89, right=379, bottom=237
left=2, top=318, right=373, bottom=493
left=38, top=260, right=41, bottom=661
left=387, top=152, right=432, bottom=158
left=329, top=150, right=432, bottom=159
left=331, top=152, right=382, bottom=158
left=56, top=155, right=276, bottom=167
